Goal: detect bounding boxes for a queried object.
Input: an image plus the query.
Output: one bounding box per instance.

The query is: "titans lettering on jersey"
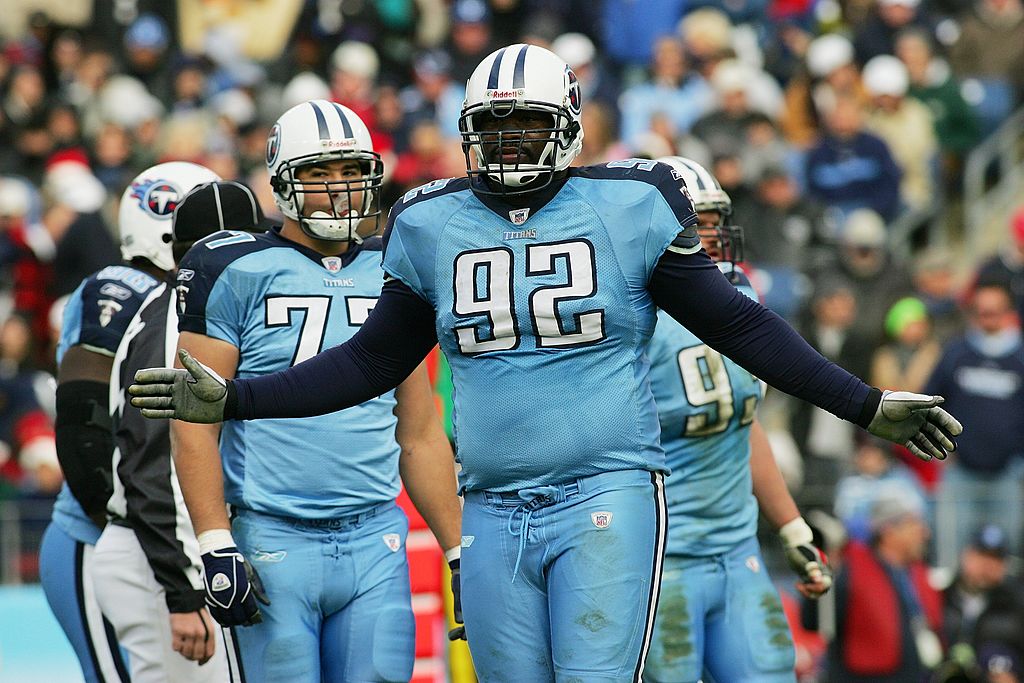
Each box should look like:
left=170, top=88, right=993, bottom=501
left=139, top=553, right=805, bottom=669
left=177, top=228, right=400, bottom=518
left=383, top=161, right=699, bottom=492
left=647, top=273, right=763, bottom=557
left=53, top=264, right=162, bottom=545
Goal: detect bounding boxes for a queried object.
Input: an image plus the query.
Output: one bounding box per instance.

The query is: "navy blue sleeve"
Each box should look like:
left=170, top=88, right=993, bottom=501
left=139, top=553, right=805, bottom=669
left=649, top=249, right=881, bottom=426
left=229, top=278, right=437, bottom=420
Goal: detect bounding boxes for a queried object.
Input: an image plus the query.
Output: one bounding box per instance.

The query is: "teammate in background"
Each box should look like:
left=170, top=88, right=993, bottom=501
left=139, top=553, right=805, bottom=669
left=40, top=160, right=221, bottom=683
left=644, top=157, right=830, bottom=683
left=131, top=47, right=961, bottom=682
left=92, top=180, right=263, bottom=682
left=165, top=100, right=462, bottom=683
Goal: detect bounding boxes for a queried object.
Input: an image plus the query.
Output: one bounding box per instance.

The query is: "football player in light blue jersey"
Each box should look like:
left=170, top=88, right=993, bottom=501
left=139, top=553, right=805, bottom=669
left=168, top=100, right=462, bottom=683
left=131, top=46, right=962, bottom=683
left=643, top=158, right=831, bottom=683
left=40, top=161, right=222, bottom=683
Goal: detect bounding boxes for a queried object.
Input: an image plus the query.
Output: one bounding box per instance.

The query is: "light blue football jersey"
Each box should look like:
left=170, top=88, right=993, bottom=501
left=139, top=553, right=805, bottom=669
left=382, top=161, right=700, bottom=492
left=53, top=264, right=162, bottom=545
left=177, top=228, right=401, bottom=518
left=647, top=271, right=764, bottom=556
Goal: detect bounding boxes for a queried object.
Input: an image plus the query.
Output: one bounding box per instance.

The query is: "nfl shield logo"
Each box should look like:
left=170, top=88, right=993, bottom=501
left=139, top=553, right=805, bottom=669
left=322, top=256, right=342, bottom=273
left=745, top=556, right=761, bottom=573
left=591, top=511, right=613, bottom=529
left=382, top=533, right=401, bottom=552
left=509, top=208, right=530, bottom=225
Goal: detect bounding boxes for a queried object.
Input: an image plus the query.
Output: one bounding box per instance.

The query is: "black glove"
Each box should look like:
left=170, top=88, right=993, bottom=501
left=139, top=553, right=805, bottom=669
left=202, top=543, right=270, bottom=627
left=447, top=558, right=465, bottom=641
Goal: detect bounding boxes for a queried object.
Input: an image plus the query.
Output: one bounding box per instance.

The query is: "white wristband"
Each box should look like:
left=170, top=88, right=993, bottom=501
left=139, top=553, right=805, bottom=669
left=197, top=528, right=235, bottom=554
left=444, top=546, right=461, bottom=564
left=779, top=517, right=814, bottom=549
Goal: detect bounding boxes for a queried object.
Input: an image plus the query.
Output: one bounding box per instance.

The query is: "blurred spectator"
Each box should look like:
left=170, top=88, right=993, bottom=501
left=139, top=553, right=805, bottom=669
left=391, top=120, right=452, bottom=193
left=975, top=208, right=1024, bottom=322
left=914, top=248, right=965, bottom=343
left=948, top=0, right=1024, bottom=129
left=170, top=57, right=208, bottom=113
left=329, top=41, right=389, bottom=153
left=281, top=71, right=331, bottom=112
left=0, top=365, right=60, bottom=496
left=576, top=102, right=631, bottom=166
left=618, top=37, right=714, bottom=149
left=551, top=32, right=621, bottom=129
left=122, top=13, right=172, bottom=105
left=895, top=29, right=981, bottom=181
left=834, top=435, right=928, bottom=543
left=734, top=164, right=833, bottom=274
left=853, top=0, right=942, bottom=66
left=805, top=94, right=903, bottom=221
left=600, top=0, right=687, bottom=75
left=399, top=49, right=464, bottom=141
left=817, top=209, right=915, bottom=344
left=780, top=33, right=868, bottom=148
left=678, top=8, right=734, bottom=84
left=828, top=489, right=943, bottom=681
left=791, top=279, right=872, bottom=504
left=927, top=282, right=1024, bottom=568
left=2, top=65, right=47, bottom=129
left=937, top=524, right=1024, bottom=683
left=870, top=296, right=942, bottom=392
left=447, top=0, right=499, bottom=83
left=862, top=55, right=938, bottom=212
left=0, top=177, right=53, bottom=353
left=691, top=60, right=783, bottom=161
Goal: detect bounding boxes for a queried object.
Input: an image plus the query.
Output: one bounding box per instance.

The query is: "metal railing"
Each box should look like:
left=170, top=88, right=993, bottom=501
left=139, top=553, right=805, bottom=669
left=963, top=105, right=1024, bottom=258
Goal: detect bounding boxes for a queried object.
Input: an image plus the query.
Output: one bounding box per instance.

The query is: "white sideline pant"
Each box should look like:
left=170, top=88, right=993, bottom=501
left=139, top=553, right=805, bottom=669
left=93, top=524, right=238, bottom=683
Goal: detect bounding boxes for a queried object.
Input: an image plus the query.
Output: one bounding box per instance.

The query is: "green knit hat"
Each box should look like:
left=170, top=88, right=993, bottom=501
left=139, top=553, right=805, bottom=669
left=885, top=297, right=928, bottom=338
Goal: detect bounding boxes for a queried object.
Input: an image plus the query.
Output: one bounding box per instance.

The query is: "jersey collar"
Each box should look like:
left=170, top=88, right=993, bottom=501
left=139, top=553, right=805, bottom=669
left=267, top=225, right=367, bottom=270
left=471, top=170, right=570, bottom=224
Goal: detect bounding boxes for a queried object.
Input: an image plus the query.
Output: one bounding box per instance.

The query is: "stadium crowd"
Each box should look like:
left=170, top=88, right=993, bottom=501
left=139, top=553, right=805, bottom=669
left=0, top=0, right=1022, bottom=680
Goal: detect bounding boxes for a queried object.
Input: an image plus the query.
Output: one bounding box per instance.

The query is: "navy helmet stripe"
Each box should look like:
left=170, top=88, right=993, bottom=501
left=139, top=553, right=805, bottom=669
left=329, top=102, right=354, bottom=139
left=487, top=47, right=507, bottom=89
left=309, top=101, right=330, bottom=140
left=513, top=45, right=528, bottom=89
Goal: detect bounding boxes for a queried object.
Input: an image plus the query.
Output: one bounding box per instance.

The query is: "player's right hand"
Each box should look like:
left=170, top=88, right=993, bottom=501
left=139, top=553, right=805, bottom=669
left=780, top=517, right=832, bottom=599
left=199, top=531, right=270, bottom=627
left=129, top=349, right=228, bottom=423
left=447, top=557, right=466, bottom=641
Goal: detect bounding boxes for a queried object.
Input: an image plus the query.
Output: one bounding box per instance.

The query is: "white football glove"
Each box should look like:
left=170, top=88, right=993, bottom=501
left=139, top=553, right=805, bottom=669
left=129, top=349, right=228, bottom=423
left=779, top=518, right=832, bottom=599
left=867, top=390, right=963, bottom=461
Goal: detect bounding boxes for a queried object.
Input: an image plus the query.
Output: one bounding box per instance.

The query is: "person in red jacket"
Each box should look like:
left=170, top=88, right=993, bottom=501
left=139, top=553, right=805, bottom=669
left=829, top=489, right=944, bottom=681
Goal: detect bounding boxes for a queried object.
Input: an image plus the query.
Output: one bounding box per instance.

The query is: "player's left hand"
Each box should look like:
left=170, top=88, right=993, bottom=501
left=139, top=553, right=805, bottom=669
left=866, top=390, right=962, bottom=461
left=169, top=609, right=216, bottom=664
left=198, top=531, right=270, bottom=627
left=447, top=557, right=465, bottom=641
left=780, top=518, right=832, bottom=599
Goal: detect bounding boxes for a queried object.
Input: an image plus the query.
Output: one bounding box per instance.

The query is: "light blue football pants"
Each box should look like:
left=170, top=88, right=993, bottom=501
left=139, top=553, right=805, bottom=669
left=461, top=469, right=667, bottom=682
left=39, top=522, right=131, bottom=683
left=231, top=503, right=414, bottom=683
left=644, top=536, right=796, bottom=683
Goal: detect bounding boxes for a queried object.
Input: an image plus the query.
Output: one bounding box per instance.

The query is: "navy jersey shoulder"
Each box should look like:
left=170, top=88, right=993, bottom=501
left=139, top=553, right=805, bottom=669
left=176, top=229, right=283, bottom=336
left=73, top=265, right=162, bottom=356
left=571, top=159, right=699, bottom=229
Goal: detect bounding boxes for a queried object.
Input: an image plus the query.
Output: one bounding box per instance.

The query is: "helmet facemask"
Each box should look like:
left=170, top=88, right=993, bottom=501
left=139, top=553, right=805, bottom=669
left=459, top=100, right=579, bottom=196
left=272, top=150, right=384, bottom=242
left=696, top=204, right=745, bottom=278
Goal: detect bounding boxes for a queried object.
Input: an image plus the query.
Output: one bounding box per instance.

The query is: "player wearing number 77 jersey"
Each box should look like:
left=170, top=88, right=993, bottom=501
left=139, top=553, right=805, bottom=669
left=167, top=100, right=462, bottom=683
left=132, top=46, right=962, bottom=682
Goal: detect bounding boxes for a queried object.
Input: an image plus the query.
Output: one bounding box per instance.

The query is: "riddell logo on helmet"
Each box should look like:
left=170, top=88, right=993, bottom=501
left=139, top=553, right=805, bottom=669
left=321, top=139, right=357, bottom=149
left=485, top=88, right=525, bottom=101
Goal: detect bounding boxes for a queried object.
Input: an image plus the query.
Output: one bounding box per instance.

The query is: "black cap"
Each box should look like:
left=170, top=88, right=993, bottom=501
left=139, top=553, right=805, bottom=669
left=970, top=524, right=1009, bottom=558
left=172, top=180, right=263, bottom=244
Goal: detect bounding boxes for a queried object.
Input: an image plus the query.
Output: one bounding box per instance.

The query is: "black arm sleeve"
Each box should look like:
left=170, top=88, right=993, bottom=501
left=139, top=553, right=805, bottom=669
left=229, top=278, right=439, bottom=420
left=55, top=381, right=114, bottom=519
left=649, top=249, right=881, bottom=426
left=117, top=294, right=205, bottom=613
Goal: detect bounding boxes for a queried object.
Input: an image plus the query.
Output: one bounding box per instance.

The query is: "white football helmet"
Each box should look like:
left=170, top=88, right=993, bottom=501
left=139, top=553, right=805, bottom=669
left=266, top=99, right=383, bottom=242
left=460, top=44, right=584, bottom=195
left=657, top=156, right=743, bottom=265
left=119, top=161, right=221, bottom=272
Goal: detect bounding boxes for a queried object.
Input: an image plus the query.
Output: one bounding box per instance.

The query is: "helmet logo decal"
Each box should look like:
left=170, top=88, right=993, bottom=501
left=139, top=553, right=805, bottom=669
left=266, top=123, right=282, bottom=166
left=130, top=179, right=182, bottom=218
left=566, top=67, right=582, bottom=116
